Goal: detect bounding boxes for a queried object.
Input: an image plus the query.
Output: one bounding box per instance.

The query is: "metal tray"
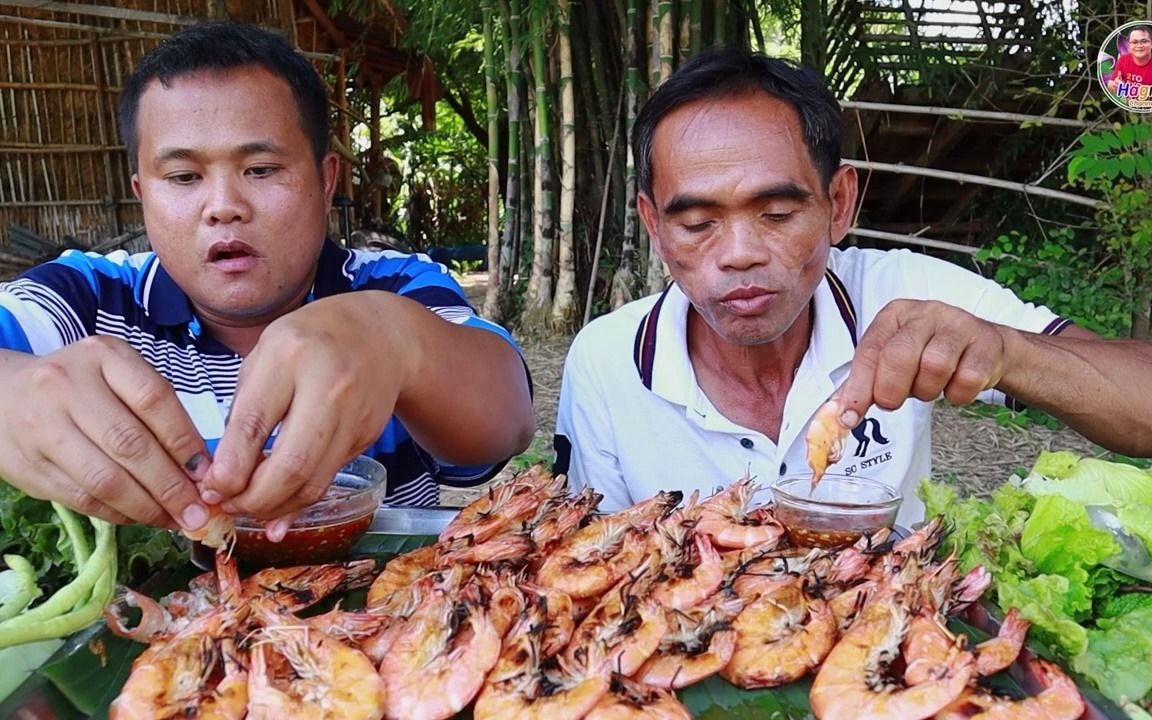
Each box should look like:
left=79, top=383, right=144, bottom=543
left=368, top=505, right=459, bottom=536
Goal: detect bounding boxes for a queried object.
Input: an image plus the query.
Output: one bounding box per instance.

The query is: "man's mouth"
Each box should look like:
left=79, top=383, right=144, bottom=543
left=208, top=241, right=257, bottom=262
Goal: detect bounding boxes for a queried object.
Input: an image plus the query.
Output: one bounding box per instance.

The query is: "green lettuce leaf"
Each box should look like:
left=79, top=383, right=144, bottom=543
left=1072, top=606, right=1152, bottom=706
left=995, top=573, right=1089, bottom=656
left=1097, top=591, right=1152, bottom=619
left=1031, top=450, right=1081, bottom=479
left=1019, top=495, right=1120, bottom=615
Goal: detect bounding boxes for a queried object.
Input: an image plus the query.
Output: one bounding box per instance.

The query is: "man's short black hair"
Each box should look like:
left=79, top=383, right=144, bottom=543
left=632, top=48, right=842, bottom=197
left=118, top=21, right=329, bottom=170
left=1128, top=25, right=1152, bottom=40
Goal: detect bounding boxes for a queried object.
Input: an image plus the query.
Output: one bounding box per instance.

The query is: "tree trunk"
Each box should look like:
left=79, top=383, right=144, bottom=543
left=551, top=0, right=580, bottom=333
left=481, top=0, right=506, bottom=321
left=497, top=0, right=525, bottom=311
left=646, top=0, right=674, bottom=295
left=521, top=3, right=556, bottom=335
left=613, top=0, right=645, bottom=310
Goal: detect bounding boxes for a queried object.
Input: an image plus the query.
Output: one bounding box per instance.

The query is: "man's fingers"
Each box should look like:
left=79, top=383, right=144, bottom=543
left=838, top=311, right=900, bottom=423
left=96, top=349, right=212, bottom=529
left=100, top=344, right=211, bottom=479
left=8, top=450, right=133, bottom=525
left=205, top=365, right=292, bottom=501
left=224, top=410, right=345, bottom=517
left=908, top=334, right=963, bottom=401
left=39, top=430, right=168, bottom=526
left=943, top=341, right=1003, bottom=405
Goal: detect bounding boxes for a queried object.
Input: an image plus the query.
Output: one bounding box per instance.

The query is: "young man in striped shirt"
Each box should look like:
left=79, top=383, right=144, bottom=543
left=0, top=22, right=533, bottom=539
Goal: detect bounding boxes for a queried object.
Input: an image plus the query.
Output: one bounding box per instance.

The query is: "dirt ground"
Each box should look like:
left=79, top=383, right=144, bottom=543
left=445, top=273, right=1100, bottom=506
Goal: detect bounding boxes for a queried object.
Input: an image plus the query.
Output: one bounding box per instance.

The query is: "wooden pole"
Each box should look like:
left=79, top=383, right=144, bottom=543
left=848, top=227, right=980, bottom=255
left=841, top=100, right=1097, bottom=129
left=842, top=159, right=1107, bottom=210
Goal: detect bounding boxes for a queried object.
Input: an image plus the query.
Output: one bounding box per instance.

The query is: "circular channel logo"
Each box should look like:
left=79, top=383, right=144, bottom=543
left=1099, top=21, right=1152, bottom=112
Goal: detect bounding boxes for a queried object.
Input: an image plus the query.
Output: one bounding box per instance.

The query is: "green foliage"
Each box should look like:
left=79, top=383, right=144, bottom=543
left=976, top=228, right=1130, bottom=337
left=508, top=435, right=554, bottom=473
left=1065, top=121, right=1152, bottom=340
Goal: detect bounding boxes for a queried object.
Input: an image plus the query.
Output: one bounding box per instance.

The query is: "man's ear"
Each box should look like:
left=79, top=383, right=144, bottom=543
left=637, top=191, right=663, bottom=258
left=827, top=164, right=859, bottom=245
left=130, top=174, right=142, bottom=201
left=321, top=151, right=340, bottom=205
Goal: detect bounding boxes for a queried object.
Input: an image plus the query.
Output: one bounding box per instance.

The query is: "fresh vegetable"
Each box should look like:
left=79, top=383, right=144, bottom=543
left=920, top=451, right=1152, bottom=714
left=0, top=480, right=188, bottom=701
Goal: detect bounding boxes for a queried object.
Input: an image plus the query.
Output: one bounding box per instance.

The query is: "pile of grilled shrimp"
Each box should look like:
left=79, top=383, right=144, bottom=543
left=100, top=468, right=1086, bottom=720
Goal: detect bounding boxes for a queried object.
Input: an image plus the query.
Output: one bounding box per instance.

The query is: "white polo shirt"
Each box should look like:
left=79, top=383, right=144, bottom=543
left=554, top=247, right=1068, bottom=526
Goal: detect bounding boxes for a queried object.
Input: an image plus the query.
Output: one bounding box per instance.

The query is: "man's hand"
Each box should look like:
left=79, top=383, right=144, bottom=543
left=836, top=299, right=1011, bottom=427
left=0, top=338, right=212, bottom=528
left=201, top=296, right=408, bottom=529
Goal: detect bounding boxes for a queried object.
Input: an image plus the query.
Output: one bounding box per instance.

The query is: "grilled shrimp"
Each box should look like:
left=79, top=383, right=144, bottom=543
left=722, top=579, right=837, bottom=688
left=247, top=600, right=386, bottom=720
left=697, top=477, right=785, bottom=549
left=584, top=675, right=692, bottom=720
left=565, top=579, right=667, bottom=677
left=378, top=580, right=501, bottom=720
left=934, top=659, right=1084, bottom=720
left=635, top=590, right=744, bottom=689
left=474, top=603, right=611, bottom=720
left=109, top=605, right=248, bottom=720
left=809, top=593, right=974, bottom=720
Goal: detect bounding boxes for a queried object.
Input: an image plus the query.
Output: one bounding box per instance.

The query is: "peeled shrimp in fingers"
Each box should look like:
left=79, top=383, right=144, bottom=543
left=722, top=579, right=837, bottom=689
left=182, top=506, right=235, bottom=551
left=809, top=593, right=974, bottom=720
left=804, top=400, right=852, bottom=487
left=635, top=590, right=744, bottom=689
left=584, top=675, right=692, bottom=720
left=935, top=659, right=1084, bottom=720
left=247, top=599, right=385, bottom=720
left=109, top=605, right=248, bottom=720
left=697, top=477, right=785, bottom=550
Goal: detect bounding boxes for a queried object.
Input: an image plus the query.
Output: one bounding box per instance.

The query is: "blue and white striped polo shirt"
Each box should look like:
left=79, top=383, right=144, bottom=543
left=0, top=239, right=520, bottom=506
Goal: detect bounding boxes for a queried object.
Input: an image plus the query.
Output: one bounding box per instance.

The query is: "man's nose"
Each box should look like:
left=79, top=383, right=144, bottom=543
left=716, top=220, right=763, bottom=270
left=201, top=175, right=251, bottom=224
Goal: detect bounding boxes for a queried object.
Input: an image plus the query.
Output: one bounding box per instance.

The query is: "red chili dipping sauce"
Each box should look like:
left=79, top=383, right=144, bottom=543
left=229, top=485, right=377, bottom=566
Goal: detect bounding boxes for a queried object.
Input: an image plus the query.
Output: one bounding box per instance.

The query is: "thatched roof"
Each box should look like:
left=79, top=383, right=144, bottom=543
left=0, top=0, right=439, bottom=256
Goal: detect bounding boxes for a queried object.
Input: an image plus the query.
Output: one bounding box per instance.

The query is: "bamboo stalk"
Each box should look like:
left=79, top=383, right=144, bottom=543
left=842, top=159, right=1107, bottom=209
left=0, top=14, right=169, bottom=40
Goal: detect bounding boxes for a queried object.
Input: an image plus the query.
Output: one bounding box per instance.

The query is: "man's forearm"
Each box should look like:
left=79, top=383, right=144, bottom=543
left=996, top=326, right=1152, bottom=456
left=380, top=294, right=535, bottom=464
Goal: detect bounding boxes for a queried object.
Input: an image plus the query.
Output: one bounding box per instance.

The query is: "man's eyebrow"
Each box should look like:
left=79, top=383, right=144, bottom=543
left=152, top=141, right=286, bottom=163
left=662, top=183, right=812, bottom=215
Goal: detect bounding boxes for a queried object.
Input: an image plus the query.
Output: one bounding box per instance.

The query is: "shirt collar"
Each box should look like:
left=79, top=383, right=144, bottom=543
left=634, top=269, right=860, bottom=407
left=140, top=238, right=350, bottom=326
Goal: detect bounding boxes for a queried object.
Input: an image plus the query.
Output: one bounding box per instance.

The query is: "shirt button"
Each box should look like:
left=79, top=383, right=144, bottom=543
left=740, top=438, right=754, bottom=449
left=779, top=462, right=788, bottom=474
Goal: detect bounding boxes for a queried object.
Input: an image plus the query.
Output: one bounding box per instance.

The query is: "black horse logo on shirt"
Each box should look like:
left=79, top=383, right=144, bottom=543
left=851, top=417, right=890, bottom=457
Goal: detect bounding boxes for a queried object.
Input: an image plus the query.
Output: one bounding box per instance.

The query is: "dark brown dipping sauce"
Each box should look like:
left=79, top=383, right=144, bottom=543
left=787, top=526, right=866, bottom=549
left=232, top=511, right=374, bottom=566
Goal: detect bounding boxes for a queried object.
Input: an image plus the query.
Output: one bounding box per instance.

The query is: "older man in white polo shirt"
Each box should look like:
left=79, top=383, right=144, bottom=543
left=554, top=48, right=1152, bottom=525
